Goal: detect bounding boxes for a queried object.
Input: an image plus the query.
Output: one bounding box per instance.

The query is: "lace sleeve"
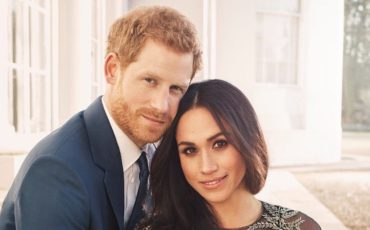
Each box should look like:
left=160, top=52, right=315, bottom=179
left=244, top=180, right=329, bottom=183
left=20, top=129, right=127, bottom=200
left=293, top=212, right=322, bottom=230
left=248, top=202, right=322, bottom=230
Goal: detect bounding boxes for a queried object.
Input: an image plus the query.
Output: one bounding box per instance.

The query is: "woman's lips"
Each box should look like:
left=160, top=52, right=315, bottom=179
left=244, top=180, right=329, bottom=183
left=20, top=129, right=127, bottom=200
left=200, top=175, right=227, bottom=189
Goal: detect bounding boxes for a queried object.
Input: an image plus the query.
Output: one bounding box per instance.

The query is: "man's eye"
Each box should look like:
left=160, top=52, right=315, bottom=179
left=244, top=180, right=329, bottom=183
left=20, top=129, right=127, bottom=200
left=170, top=86, right=184, bottom=95
left=214, top=140, right=228, bottom=149
left=144, top=78, right=156, bottom=85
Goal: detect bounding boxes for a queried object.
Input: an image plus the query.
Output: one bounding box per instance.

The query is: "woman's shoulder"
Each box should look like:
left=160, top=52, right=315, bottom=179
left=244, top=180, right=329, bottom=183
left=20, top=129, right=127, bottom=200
left=247, top=201, right=321, bottom=230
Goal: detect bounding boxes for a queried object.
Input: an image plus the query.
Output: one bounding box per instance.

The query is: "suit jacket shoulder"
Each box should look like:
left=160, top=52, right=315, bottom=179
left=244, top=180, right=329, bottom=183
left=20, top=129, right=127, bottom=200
left=0, top=97, right=125, bottom=230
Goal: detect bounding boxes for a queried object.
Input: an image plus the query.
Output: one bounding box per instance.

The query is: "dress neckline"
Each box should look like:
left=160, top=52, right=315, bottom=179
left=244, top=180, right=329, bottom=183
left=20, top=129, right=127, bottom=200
left=220, top=200, right=265, bottom=230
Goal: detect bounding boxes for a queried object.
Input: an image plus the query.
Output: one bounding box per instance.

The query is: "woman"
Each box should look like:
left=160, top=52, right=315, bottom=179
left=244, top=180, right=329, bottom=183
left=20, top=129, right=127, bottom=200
left=141, top=79, right=321, bottom=230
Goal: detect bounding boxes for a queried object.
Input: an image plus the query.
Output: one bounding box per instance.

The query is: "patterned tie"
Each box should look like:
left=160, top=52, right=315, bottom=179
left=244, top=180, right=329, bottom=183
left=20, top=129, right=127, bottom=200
left=126, top=151, right=149, bottom=229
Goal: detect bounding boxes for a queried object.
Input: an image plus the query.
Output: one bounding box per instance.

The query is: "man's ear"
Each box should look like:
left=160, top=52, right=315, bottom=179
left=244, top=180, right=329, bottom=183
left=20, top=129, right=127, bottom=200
left=104, top=53, right=120, bottom=84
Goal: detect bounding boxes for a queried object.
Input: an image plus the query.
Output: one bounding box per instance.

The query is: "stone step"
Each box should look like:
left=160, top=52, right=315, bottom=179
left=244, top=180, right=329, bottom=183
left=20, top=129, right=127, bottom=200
left=0, top=133, right=45, bottom=211
left=257, top=170, right=347, bottom=230
left=0, top=152, right=27, bottom=190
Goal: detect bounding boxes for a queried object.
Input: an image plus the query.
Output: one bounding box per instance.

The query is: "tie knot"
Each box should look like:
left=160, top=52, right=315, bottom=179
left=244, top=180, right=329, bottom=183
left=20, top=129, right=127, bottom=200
left=138, top=151, right=149, bottom=178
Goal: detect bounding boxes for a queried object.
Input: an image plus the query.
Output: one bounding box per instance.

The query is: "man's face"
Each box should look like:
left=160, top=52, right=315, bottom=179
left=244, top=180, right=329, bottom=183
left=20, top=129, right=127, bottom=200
left=105, top=40, right=193, bottom=147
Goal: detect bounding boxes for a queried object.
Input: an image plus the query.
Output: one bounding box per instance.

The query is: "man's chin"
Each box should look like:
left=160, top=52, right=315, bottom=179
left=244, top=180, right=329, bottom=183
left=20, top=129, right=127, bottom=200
left=142, top=134, right=163, bottom=144
left=142, top=129, right=167, bottom=143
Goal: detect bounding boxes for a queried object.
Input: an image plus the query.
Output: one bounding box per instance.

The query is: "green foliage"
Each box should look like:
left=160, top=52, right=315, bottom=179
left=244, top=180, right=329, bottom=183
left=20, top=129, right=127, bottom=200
left=344, top=0, right=370, bottom=74
left=343, top=0, right=370, bottom=131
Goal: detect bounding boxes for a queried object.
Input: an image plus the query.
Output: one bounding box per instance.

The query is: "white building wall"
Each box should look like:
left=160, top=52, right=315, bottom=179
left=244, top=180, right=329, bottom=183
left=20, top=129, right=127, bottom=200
left=214, top=0, right=255, bottom=88
left=127, top=0, right=344, bottom=165
left=128, top=0, right=204, bottom=48
left=214, top=0, right=343, bottom=165
left=0, top=0, right=344, bottom=166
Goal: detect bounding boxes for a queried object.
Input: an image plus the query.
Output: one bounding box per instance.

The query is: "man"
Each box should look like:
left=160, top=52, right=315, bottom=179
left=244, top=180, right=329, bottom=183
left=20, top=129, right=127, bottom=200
left=0, top=6, right=201, bottom=230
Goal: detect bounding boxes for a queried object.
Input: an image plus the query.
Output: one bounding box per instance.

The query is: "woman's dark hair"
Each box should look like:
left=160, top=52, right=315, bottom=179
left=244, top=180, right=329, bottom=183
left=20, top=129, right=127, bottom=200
left=143, top=79, right=268, bottom=230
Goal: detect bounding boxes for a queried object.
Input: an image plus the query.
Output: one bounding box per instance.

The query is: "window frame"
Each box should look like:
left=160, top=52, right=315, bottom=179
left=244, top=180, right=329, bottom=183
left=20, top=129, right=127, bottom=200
left=255, top=0, right=302, bottom=87
left=5, top=0, right=54, bottom=134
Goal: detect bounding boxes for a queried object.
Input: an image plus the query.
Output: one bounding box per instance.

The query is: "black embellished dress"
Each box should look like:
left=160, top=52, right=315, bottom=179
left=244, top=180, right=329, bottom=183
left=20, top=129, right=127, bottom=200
left=222, top=201, right=321, bottom=230
left=139, top=201, right=321, bottom=230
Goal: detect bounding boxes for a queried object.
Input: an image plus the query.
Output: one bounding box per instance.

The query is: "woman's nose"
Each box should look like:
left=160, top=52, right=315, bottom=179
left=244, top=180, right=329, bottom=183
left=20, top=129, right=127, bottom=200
left=200, top=152, right=218, bottom=175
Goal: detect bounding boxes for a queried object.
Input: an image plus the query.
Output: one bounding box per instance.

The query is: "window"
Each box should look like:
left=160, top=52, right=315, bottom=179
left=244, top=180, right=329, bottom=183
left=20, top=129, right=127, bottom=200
left=91, top=0, right=106, bottom=100
left=342, top=0, right=370, bottom=131
left=255, top=0, right=300, bottom=85
left=7, top=0, right=52, bottom=133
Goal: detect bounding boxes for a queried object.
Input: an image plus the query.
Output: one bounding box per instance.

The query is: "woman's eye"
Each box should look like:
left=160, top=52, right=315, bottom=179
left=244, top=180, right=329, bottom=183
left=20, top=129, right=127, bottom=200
left=214, top=140, right=227, bottom=149
left=181, top=147, right=197, bottom=155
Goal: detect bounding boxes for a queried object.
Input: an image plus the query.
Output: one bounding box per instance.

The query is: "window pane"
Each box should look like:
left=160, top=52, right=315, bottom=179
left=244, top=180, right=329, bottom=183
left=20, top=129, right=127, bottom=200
left=92, top=0, right=98, bottom=38
left=91, top=40, right=99, bottom=100
left=7, top=0, right=52, bottom=134
left=256, top=61, right=263, bottom=82
left=33, top=0, right=46, bottom=8
left=266, top=62, right=276, bottom=83
left=256, top=0, right=300, bottom=13
left=8, top=68, right=23, bottom=132
left=29, top=8, right=46, bottom=70
left=278, top=62, right=290, bottom=84
left=91, top=0, right=104, bottom=100
left=9, top=0, right=24, bottom=64
left=30, top=74, right=48, bottom=132
left=8, top=68, right=18, bottom=130
left=255, top=13, right=299, bottom=85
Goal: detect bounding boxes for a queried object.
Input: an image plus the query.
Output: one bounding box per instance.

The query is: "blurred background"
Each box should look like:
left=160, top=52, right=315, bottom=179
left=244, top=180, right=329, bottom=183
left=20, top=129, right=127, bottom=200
left=0, top=0, right=369, bottom=229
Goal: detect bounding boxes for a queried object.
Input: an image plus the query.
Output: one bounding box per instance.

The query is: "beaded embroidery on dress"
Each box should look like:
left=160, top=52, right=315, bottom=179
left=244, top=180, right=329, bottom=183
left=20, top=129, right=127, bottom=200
left=246, top=202, right=306, bottom=230
left=137, top=201, right=321, bottom=230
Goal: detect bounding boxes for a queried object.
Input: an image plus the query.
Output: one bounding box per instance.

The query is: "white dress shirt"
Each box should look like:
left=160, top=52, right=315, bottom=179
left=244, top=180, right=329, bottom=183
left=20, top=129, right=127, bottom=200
left=102, top=98, right=155, bottom=228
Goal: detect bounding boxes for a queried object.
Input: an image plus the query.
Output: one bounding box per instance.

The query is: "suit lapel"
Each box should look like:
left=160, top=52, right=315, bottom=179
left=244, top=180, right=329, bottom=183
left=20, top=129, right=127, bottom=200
left=83, top=97, right=124, bottom=230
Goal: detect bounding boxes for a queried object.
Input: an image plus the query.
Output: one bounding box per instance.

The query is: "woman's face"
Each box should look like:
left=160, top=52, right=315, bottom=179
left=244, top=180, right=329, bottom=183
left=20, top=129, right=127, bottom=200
left=176, top=107, right=248, bottom=206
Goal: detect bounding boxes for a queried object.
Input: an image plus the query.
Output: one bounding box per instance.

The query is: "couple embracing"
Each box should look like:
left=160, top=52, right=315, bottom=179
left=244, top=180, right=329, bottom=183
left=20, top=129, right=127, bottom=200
left=0, top=6, right=320, bottom=230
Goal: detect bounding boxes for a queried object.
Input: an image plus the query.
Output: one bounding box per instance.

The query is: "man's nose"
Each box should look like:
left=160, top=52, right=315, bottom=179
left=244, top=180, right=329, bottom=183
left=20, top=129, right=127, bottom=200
left=150, top=88, right=170, bottom=114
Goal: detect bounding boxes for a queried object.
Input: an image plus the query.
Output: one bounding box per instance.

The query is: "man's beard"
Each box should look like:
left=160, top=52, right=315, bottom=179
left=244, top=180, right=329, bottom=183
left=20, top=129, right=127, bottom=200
left=110, top=98, right=172, bottom=146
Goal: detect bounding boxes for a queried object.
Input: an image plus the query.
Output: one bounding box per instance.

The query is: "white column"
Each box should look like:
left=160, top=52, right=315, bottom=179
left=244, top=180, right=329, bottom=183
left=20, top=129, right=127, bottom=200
left=58, top=0, right=92, bottom=124
left=0, top=0, right=15, bottom=136
left=305, top=0, right=344, bottom=163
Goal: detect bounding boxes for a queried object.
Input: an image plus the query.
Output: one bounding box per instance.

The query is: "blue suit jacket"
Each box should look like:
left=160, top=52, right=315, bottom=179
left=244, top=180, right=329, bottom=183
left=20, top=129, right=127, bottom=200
left=0, top=97, right=126, bottom=230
